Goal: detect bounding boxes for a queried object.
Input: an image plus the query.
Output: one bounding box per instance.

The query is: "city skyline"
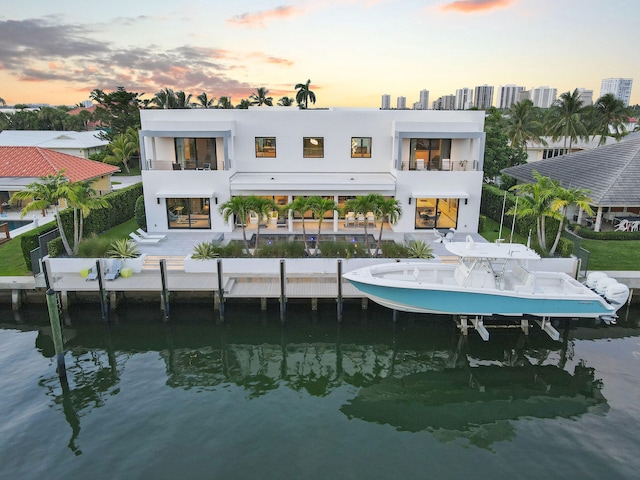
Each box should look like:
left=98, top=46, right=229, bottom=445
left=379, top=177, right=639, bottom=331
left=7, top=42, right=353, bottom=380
left=1, top=0, right=639, bottom=108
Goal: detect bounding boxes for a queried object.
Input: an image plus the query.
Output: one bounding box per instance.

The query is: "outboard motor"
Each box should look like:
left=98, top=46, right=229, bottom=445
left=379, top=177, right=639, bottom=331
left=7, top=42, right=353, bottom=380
left=595, top=277, right=618, bottom=296
left=586, top=271, right=607, bottom=290
left=605, top=282, right=630, bottom=310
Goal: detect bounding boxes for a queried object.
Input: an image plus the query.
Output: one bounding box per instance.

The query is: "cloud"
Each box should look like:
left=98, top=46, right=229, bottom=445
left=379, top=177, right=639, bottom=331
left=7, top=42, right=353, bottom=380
left=226, top=5, right=304, bottom=28
left=440, top=0, right=512, bottom=13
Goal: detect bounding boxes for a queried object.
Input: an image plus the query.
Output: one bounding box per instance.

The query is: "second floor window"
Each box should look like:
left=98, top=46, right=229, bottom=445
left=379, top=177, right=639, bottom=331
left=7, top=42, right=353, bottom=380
left=303, top=137, right=324, bottom=158
left=256, top=137, right=276, bottom=157
left=351, top=137, right=372, bottom=158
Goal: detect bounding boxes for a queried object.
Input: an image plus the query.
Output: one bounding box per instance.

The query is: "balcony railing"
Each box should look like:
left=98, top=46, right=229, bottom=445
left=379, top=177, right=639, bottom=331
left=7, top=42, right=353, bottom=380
left=400, top=159, right=477, bottom=171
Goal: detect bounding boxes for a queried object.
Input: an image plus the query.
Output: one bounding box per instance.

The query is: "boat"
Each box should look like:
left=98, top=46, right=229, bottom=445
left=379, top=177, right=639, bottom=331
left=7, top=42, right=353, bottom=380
left=343, top=236, right=630, bottom=324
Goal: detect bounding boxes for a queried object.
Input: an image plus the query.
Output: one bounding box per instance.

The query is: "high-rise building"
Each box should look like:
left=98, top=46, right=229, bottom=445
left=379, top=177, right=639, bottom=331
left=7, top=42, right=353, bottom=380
left=600, top=78, right=633, bottom=106
left=419, top=89, right=429, bottom=110
left=497, top=84, right=525, bottom=109
left=517, top=90, right=531, bottom=102
left=396, top=96, right=407, bottom=110
left=474, top=85, right=494, bottom=109
left=576, top=88, right=594, bottom=106
left=381, top=94, right=391, bottom=110
left=433, top=95, right=456, bottom=110
left=531, top=86, right=557, bottom=108
left=455, top=88, right=473, bottom=110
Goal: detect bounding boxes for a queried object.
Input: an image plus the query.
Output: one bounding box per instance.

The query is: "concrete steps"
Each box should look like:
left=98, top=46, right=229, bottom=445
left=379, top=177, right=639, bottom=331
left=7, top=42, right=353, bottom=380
left=142, top=255, right=184, bottom=272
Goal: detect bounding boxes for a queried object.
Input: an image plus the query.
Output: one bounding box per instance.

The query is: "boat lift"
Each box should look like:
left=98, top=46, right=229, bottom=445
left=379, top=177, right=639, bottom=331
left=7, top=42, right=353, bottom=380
left=456, top=315, right=560, bottom=342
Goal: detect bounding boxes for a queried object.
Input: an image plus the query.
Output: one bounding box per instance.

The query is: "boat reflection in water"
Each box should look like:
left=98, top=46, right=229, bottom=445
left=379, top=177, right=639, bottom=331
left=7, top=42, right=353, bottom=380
left=28, top=304, right=613, bottom=452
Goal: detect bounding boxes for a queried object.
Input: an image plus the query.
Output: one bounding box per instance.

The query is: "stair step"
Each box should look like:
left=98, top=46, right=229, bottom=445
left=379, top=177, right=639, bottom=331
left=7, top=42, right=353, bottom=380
left=142, top=255, right=185, bottom=271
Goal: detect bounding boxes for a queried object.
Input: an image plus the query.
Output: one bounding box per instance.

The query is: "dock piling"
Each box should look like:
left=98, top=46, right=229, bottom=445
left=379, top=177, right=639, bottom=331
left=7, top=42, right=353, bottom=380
left=96, top=260, right=109, bottom=321
left=160, top=259, right=170, bottom=322
left=279, top=259, right=286, bottom=323
left=46, top=288, right=67, bottom=379
left=337, top=259, right=343, bottom=322
left=217, top=259, right=225, bottom=320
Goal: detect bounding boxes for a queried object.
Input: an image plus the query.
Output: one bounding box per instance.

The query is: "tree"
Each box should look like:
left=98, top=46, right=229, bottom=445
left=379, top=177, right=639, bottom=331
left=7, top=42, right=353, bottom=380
left=196, top=92, right=216, bottom=108
left=295, top=79, right=316, bottom=109
left=591, top=93, right=632, bottom=145
left=90, top=87, right=142, bottom=141
left=483, top=124, right=528, bottom=184
left=217, top=97, right=233, bottom=109
left=64, top=181, right=109, bottom=254
left=502, top=100, right=546, bottom=149
left=548, top=186, right=593, bottom=256
left=236, top=99, right=251, bottom=109
left=509, top=171, right=560, bottom=252
left=0, top=96, right=5, bottom=106
left=287, top=197, right=313, bottom=256
left=278, top=96, right=294, bottom=107
left=308, top=196, right=337, bottom=257
left=104, top=131, right=137, bottom=173
left=373, top=196, right=402, bottom=257
left=249, top=87, right=273, bottom=107
left=174, top=91, right=193, bottom=109
left=546, top=89, right=588, bottom=154
left=345, top=194, right=379, bottom=256
left=248, top=196, right=276, bottom=254
left=218, top=196, right=253, bottom=255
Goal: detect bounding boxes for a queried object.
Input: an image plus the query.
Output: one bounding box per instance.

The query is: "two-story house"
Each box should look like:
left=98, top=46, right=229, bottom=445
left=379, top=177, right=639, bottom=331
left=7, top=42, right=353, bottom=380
left=139, top=108, right=485, bottom=234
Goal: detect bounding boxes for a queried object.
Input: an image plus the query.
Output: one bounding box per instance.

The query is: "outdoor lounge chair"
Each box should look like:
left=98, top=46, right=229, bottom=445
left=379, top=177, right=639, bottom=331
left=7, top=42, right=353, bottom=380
left=614, top=219, right=630, bottom=231
left=129, top=232, right=162, bottom=244
left=85, top=266, right=98, bottom=281
left=105, top=260, right=122, bottom=281
left=136, top=228, right=166, bottom=240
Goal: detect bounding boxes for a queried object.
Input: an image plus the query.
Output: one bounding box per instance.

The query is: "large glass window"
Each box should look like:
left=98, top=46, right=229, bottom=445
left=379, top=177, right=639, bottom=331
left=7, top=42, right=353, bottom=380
left=414, top=197, right=458, bottom=230
left=255, top=137, right=276, bottom=157
left=351, top=137, right=372, bottom=158
left=303, top=137, right=324, bottom=158
left=175, top=138, right=216, bottom=170
left=167, top=197, right=211, bottom=229
left=409, top=139, right=452, bottom=170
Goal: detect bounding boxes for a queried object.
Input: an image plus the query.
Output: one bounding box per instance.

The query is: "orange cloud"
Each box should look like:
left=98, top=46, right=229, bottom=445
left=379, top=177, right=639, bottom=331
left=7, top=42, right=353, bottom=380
left=227, top=5, right=304, bottom=28
left=248, top=52, right=294, bottom=67
left=441, top=0, right=512, bottom=12
left=48, top=62, right=59, bottom=69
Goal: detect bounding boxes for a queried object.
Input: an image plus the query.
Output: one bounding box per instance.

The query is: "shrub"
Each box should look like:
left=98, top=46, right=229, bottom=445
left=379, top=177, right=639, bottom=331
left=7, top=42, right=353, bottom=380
left=135, top=195, right=147, bottom=229
left=406, top=240, right=434, bottom=259
left=19, top=221, right=57, bottom=269
left=106, top=239, right=140, bottom=258
left=571, top=225, right=640, bottom=241
left=76, top=234, right=115, bottom=258
left=478, top=214, right=486, bottom=232
left=217, top=242, right=246, bottom=258
left=192, top=241, right=220, bottom=259
left=256, top=242, right=306, bottom=258
left=381, top=241, right=408, bottom=258
left=47, top=236, right=65, bottom=258
left=556, top=237, right=574, bottom=258
left=320, top=240, right=369, bottom=258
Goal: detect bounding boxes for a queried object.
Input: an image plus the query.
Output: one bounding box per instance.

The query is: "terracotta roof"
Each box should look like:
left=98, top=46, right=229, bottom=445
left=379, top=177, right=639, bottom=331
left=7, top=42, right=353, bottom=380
left=0, top=146, right=119, bottom=182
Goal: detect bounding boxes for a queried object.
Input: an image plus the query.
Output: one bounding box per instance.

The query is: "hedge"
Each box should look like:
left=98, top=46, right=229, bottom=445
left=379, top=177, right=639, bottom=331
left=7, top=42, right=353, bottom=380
left=569, top=224, right=640, bottom=241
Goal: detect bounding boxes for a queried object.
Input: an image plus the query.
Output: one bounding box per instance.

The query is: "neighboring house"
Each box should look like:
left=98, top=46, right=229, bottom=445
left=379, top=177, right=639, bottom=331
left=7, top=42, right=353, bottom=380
left=66, top=105, right=102, bottom=131
left=0, top=146, right=119, bottom=213
left=501, top=136, right=640, bottom=231
left=0, top=130, right=109, bottom=159
left=139, top=108, right=486, bottom=234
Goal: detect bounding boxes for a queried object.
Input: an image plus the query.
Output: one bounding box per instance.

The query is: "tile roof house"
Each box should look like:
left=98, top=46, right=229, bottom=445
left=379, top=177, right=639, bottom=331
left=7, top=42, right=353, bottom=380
left=0, top=130, right=108, bottom=159
left=502, top=135, right=640, bottom=231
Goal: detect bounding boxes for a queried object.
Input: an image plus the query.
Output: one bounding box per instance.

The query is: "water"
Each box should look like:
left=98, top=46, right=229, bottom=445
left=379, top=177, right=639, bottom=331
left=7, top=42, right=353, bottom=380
left=239, top=233, right=376, bottom=247
left=2, top=219, right=31, bottom=230
left=1, top=302, right=639, bottom=479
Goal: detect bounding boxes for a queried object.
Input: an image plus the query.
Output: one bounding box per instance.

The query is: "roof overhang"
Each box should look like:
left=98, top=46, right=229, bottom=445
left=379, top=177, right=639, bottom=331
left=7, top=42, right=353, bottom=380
left=411, top=191, right=470, bottom=199
left=229, top=173, right=397, bottom=195
left=155, top=190, right=215, bottom=198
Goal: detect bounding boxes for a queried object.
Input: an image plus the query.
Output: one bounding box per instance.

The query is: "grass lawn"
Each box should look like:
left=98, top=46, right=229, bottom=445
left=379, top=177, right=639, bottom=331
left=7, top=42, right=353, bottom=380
left=480, top=217, right=529, bottom=245
left=581, top=238, right=640, bottom=271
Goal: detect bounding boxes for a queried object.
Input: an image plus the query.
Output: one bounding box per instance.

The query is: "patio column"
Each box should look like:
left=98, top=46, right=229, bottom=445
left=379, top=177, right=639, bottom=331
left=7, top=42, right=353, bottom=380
left=287, top=195, right=293, bottom=232
left=594, top=206, right=603, bottom=232
left=333, top=194, right=339, bottom=232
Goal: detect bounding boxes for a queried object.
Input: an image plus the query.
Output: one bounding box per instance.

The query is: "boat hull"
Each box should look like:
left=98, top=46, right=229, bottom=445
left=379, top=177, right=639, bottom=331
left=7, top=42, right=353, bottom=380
left=346, top=278, right=615, bottom=319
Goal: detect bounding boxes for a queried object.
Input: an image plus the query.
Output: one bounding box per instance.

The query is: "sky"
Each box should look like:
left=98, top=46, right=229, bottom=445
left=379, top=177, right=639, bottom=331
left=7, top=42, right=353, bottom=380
left=1, top=0, right=639, bottom=108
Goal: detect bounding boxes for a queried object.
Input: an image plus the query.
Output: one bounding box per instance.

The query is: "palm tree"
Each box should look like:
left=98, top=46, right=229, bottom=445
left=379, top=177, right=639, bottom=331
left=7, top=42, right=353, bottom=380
left=236, top=99, right=251, bottom=109
left=373, top=197, right=402, bottom=257
left=509, top=171, right=560, bottom=252
left=345, top=194, right=379, bottom=256
left=249, top=87, right=273, bottom=106
left=10, top=172, right=74, bottom=255
left=248, top=195, right=276, bottom=254
left=278, top=96, right=294, bottom=107
left=218, top=196, right=253, bottom=255
left=151, top=88, right=176, bottom=109
left=287, top=197, right=313, bottom=256
left=104, top=132, right=137, bottom=173
left=545, top=89, right=589, bottom=154
left=295, top=79, right=316, bottom=109
left=0, top=96, right=5, bottom=107
left=217, top=97, right=233, bottom=109
left=548, top=186, right=593, bottom=256
left=196, top=92, right=216, bottom=108
left=502, top=100, right=546, bottom=150
left=308, top=196, right=337, bottom=257
left=591, top=93, right=632, bottom=145
left=174, top=91, right=193, bottom=109
left=63, top=181, right=109, bottom=254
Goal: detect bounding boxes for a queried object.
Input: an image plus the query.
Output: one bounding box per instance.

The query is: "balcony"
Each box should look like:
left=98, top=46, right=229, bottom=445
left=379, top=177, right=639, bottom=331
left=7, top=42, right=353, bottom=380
left=400, top=159, right=478, bottom=172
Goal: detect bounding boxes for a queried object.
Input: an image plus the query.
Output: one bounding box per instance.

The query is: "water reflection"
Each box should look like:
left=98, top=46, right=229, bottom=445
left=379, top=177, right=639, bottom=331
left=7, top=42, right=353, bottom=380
left=17, top=303, right=639, bottom=453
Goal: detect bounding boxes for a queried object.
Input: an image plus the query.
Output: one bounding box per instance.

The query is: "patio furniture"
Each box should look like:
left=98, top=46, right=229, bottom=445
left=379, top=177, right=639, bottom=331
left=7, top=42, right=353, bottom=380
left=137, top=228, right=166, bottom=240
left=84, top=266, right=98, bottom=281
left=357, top=213, right=365, bottom=226
left=631, top=221, right=640, bottom=232
left=105, top=260, right=122, bottom=281
left=416, top=159, right=425, bottom=170
left=129, top=232, right=162, bottom=244
left=345, top=212, right=355, bottom=227
left=203, top=163, right=211, bottom=170
left=614, top=219, right=630, bottom=231
left=366, top=212, right=376, bottom=227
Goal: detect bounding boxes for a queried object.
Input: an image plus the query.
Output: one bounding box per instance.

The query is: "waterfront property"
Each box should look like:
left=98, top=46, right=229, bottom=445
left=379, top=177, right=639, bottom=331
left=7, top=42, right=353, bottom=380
left=139, top=108, right=485, bottom=235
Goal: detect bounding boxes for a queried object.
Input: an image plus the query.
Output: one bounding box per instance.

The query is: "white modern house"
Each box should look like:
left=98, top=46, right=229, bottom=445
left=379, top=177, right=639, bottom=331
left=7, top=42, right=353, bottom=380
left=139, top=108, right=485, bottom=235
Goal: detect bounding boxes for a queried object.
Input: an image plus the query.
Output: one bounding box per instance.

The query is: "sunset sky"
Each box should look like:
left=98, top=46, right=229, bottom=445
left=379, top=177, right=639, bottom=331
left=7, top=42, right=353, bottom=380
left=1, top=0, right=638, bottom=108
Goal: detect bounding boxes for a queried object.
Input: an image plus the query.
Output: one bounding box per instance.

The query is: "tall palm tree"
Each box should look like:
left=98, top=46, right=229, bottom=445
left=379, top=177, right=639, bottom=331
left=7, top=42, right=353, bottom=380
left=63, top=181, right=109, bottom=254
left=248, top=195, right=276, bottom=254
left=218, top=196, right=253, bottom=255
left=11, top=172, right=74, bottom=255
left=591, top=93, right=632, bottom=145
left=174, top=91, right=193, bottom=109
left=217, top=97, right=233, bottom=109
left=249, top=87, right=273, bottom=107
left=548, top=186, right=593, bottom=256
left=502, top=100, right=546, bottom=150
left=0, top=96, right=5, bottom=107
left=196, top=92, right=216, bottom=109
left=278, top=96, right=294, bottom=107
left=509, top=171, right=560, bottom=252
left=104, top=132, right=137, bottom=173
left=308, top=196, right=337, bottom=257
left=545, top=89, right=589, bottom=154
left=345, top=194, right=379, bottom=257
left=236, top=99, right=251, bottom=109
left=287, top=197, right=313, bottom=256
left=295, top=79, right=316, bottom=109
left=373, top=197, right=402, bottom=257
left=151, top=88, right=177, bottom=109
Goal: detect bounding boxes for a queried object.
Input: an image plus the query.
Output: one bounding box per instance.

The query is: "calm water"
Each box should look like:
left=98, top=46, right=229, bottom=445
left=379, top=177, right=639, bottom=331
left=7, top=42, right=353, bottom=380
left=1, top=301, right=639, bottom=479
